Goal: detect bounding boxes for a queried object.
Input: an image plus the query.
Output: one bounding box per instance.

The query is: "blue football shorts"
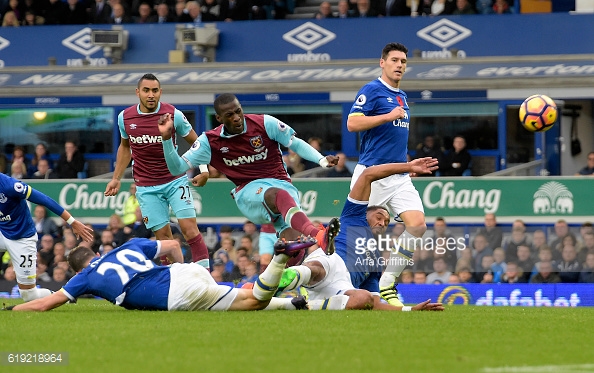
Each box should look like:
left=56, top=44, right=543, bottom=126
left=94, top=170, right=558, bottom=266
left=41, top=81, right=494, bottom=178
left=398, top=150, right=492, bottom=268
left=136, top=176, right=196, bottom=231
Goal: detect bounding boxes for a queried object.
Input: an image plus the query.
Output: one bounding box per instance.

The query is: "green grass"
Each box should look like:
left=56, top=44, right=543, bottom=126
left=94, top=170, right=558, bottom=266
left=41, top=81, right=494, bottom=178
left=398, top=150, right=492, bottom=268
left=1, top=300, right=594, bottom=373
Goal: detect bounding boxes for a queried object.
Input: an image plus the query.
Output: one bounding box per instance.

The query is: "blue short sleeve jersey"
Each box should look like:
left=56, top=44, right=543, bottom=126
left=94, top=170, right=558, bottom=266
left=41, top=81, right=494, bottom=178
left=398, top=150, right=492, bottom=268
left=348, top=78, right=410, bottom=166
left=62, top=238, right=170, bottom=310
left=0, top=174, right=36, bottom=240
left=335, top=197, right=382, bottom=294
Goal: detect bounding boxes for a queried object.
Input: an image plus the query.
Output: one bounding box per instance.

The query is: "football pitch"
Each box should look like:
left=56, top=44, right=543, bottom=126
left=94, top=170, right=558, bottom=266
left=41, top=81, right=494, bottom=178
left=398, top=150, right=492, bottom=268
left=1, top=299, right=594, bottom=373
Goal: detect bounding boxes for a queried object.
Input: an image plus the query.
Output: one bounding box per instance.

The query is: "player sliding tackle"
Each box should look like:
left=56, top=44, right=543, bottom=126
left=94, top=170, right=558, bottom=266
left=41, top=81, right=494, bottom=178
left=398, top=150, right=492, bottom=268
left=276, top=158, right=445, bottom=311
left=7, top=237, right=316, bottom=312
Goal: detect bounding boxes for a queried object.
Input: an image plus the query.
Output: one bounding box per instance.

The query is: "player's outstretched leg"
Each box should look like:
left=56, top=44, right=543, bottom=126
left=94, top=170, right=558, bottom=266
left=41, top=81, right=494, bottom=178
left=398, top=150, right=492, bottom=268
left=252, top=236, right=317, bottom=302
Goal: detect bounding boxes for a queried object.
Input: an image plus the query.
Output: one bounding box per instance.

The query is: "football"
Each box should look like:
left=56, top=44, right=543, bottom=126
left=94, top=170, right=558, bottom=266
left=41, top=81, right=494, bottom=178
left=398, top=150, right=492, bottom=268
left=519, top=94, right=558, bottom=132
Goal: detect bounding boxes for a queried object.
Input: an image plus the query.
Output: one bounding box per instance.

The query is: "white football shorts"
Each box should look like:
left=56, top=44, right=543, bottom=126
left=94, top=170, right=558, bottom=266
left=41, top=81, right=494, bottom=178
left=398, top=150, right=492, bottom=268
left=350, top=164, right=424, bottom=218
left=167, top=263, right=238, bottom=311
left=0, top=231, right=38, bottom=285
left=303, top=248, right=355, bottom=300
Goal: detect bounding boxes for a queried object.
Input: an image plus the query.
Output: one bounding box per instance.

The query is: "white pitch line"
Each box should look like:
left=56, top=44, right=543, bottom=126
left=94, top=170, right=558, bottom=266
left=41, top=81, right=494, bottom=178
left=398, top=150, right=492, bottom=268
left=481, top=364, right=594, bottom=373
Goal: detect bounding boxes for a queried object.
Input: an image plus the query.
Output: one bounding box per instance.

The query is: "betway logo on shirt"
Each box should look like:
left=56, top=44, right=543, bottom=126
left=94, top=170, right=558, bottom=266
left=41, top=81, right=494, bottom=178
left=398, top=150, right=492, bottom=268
left=223, top=148, right=268, bottom=166
left=129, top=135, right=163, bottom=144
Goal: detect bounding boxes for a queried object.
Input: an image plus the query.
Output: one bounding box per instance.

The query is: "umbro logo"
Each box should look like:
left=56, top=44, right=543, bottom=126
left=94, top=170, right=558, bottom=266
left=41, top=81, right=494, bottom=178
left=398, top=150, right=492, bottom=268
left=387, top=98, right=393, bottom=103
left=130, top=123, right=137, bottom=130
left=283, top=22, right=336, bottom=51
left=220, top=147, right=229, bottom=153
left=62, top=28, right=102, bottom=57
left=417, top=19, right=472, bottom=49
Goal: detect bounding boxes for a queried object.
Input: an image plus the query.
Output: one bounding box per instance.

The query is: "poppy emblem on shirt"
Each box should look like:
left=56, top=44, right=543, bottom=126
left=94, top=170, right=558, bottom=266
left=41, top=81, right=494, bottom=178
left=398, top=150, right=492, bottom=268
left=396, top=96, right=404, bottom=106
left=143, top=216, right=149, bottom=224
left=256, top=187, right=263, bottom=194
left=250, top=136, right=263, bottom=149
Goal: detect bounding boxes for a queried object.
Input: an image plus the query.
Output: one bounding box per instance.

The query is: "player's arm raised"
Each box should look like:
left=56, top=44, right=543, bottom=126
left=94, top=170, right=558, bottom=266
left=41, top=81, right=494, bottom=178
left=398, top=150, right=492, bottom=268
left=158, top=113, right=192, bottom=176
left=349, top=158, right=438, bottom=201
left=347, top=106, right=406, bottom=132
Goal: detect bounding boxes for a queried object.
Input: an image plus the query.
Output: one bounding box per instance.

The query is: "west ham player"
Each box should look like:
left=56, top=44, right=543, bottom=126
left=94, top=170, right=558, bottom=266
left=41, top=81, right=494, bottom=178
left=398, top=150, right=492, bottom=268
left=347, top=43, right=428, bottom=306
left=104, top=74, right=210, bottom=269
left=8, top=237, right=314, bottom=312
left=275, top=158, right=444, bottom=312
left=0, top=173, right=94, bottom=302
left=159, top=93, right=341, bottom=261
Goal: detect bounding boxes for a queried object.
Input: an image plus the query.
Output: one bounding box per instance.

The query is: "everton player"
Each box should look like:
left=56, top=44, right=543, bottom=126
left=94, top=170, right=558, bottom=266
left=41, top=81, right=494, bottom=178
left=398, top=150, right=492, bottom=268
left=274, top=158, right=444, bottom=312
left=8, top=237, right=314, bottom=312
left=0, top=173, right=94, bottom=302
left=159, top=93, right=341, bottom=262
left=104, top=74, right=210, bottom=269
left=347, top=43, right=429, bottom=306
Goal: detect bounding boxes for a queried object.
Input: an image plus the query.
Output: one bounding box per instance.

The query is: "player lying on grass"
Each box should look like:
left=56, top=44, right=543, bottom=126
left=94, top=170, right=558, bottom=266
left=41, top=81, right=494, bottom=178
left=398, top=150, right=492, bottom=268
left=276, top=158, right=445, bottom=311
left=6, top=237, right=318, bottom=312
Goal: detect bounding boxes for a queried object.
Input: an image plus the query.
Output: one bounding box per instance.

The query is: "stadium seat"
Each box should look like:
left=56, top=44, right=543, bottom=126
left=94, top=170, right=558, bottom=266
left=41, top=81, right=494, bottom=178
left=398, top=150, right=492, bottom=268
left=77, top=162, right=89, bottom=179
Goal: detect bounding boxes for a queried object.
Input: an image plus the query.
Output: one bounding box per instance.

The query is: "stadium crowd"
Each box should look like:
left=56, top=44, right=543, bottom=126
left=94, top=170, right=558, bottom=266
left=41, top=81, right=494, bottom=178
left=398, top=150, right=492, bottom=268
left=0, top=0, right=572, bottom=28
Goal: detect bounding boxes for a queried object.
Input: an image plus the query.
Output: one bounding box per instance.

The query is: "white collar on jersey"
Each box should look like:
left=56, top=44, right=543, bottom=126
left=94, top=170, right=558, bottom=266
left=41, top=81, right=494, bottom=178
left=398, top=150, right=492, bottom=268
left=378, top=77, right=402, bottom=92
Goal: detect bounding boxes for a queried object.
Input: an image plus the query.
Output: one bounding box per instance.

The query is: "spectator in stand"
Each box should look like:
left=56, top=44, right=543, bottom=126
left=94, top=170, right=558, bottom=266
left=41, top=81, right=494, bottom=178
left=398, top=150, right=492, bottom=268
left=417, top=0, right=434, bottom=15
left=56, top=141, right=85, bottom=179
left=10, top=160, right=27, bottom=179
left=425, top=257, right=451, bottom=284
left=106, top=213, right=132, bottom=247
left=110, top=3, right=133, bottom=24
left=471, top=233, right=493, bottom=271
left=63, top=0, right=88, bottom=24
left=3, top=0, right=22, bottom=22
left=89, top=0, right=112, bottom=24
left=491, top=247, right=506, bottom=282
left=504, top=226, right=532, bottom=261
left=32, top=159, right=57, bottom=179
left=174, top=1, right=186, bottom=21
left=352, top=0, right=379, bottom=17
left=326, top=153, right=352, bottom=178
left=314, top=1, right=335, bottom=18
left=199, top=0, right=221, bottom=21
left=381, top=0, right=411, bottom=16
left=28, top=143, right=51, bottom=178
left=530, top=261, right=560, bottom=284
left=134, top=2, right=155, bottom=23
left=228, top=251, right=249, bottom=282
left=3, top=265, right=16, bottom=281
left=532, top=229, right=549, bottom=255
left=38, top=234, right=56, bottom=266
left=575, top=152, right=594, bottom=176
left=21, top=10, right=44, bottom=25
left=214, top=245, right=235, bottom=274
left=399, top=269, right=413, bottom=284
left=52, top=266, right=68, bottom=283
left=211, top=258, right=232, bottom=282
left=578, top=231, right=594, bottom=264
left=492, top=0, right=511, bottom=14
left=271, top=0, right=289, bottom=19
left=412, top=246, right=434, bottom=274
left=556, top=243, right=581, bottom=283
left=529, top=246, right=554, bottom=281
left=414, top=136, right=443, bottom=177
left=579, top=252, right=594, bottom=283
left=457, top=267, right=476, bottom=283
left=236, top=259, right=259, bottom=287
left=44, top=0, right=66, bottom=24
left=548, top=219, right=575, bottom=256
left=33, top=205, right=61, bottom=240
left=0, top=150, right=7, bottom=175
left=155, top=2, right=175, bottom=22
left=121, top=183, right=140, bottom=226
left=242, top=220, right=260, bottom=252
left=452, top=0, right=476, bottom=14
left=99, top=230, right=115, bottom=254
left=413, top=271, right=427, bottom=284
left=220, top=0, right=251, bottom=21
left=474, top=255, right=494, bottom=283
left=577, top=222, right=593, bottom=249
left=336, top=0, right=353, bottom=17
left=516, top=245, right=534, bottom=281
left=441, top=136, right=471, bottom=176
left=475, top=0, right=493, bottom=14
left=477, top=213, right=503, bottom=249
left=178, top=0, right=202, bottom=23
left=499, top=261, right=526, bottom=284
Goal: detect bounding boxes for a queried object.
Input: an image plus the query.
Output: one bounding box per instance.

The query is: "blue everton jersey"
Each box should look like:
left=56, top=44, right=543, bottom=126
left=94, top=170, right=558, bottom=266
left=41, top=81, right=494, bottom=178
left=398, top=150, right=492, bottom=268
left=335, top=197, right=382, bottom=294
left=0, top=174, right=36, bottom=240
left=62, top=238, right=170, bottom=310
left=348, top=78, right=410, bottom=166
